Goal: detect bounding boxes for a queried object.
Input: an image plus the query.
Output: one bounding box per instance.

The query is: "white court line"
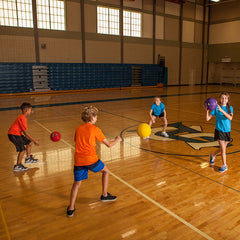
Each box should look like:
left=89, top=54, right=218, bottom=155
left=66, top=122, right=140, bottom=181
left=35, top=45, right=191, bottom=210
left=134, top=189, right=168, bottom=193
left=0, top=203, right=11, bottom=240
left=34, top=120, right=74, bottom=149
left=110, top=171, right=213, bottom=240
left=34, top=120, right=214, bottom=240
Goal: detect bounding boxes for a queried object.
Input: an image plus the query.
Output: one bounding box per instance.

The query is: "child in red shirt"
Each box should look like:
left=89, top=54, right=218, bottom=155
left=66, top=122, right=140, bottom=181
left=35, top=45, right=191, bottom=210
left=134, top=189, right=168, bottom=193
left=67, top=106, right=122, bottom=217
left=8, top=103, right=39, bottom=172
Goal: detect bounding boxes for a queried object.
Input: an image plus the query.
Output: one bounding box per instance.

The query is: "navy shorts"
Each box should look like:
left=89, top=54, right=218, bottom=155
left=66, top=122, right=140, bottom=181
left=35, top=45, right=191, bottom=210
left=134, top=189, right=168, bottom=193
left=74, top=160, right=105, bottom=181
left=152, top=112, right=164, bottom=118
left=8, top=134, right=31, bottom=152
left=214, top=129, right=231, bottom=142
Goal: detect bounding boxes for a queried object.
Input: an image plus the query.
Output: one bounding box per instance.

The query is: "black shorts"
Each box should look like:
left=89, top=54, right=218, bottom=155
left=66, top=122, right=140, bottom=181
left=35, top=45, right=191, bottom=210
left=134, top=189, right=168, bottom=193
left=214, top=129, right=231, bottom=142
left=152, top=112, right=164, bottom=118
left=8, top=134, right=31, bottom=152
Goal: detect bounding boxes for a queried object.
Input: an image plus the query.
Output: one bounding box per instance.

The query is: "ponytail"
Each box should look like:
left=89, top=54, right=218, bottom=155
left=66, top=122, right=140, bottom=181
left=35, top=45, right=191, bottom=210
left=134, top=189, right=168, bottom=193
left=227, top=102, right=231, bottom=114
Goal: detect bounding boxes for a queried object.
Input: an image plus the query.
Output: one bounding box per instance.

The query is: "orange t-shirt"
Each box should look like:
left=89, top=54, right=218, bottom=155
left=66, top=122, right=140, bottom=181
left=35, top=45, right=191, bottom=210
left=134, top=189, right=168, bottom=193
left=8, top=114, right=28, bottom=136
left=74, top=123, right=105, bottom=166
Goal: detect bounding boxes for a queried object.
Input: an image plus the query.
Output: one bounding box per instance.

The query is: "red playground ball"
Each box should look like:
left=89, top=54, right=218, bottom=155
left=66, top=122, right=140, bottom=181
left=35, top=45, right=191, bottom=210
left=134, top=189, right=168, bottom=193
left=204, top=98, right=217, bottom=111
left=50, top=132, right=61, bottom=142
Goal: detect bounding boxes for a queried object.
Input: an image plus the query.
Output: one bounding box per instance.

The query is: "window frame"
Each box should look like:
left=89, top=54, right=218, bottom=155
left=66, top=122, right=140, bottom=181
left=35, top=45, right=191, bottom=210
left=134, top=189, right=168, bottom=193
left=97, top=5, right=142, bottom=38
left=0, top=0, right=65, bottom=30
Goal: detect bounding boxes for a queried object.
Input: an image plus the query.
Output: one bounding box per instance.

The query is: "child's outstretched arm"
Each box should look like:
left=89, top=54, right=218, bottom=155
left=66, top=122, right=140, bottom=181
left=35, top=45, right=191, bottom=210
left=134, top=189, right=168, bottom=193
left=22, top=130, right=40, bottom=145
left=102, top=136, right=122, bottom=148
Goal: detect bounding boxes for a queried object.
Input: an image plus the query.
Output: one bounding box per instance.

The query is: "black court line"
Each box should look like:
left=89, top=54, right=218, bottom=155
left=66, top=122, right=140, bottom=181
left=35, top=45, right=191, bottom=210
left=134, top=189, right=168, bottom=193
left=1, top=90, right=239, bottom=112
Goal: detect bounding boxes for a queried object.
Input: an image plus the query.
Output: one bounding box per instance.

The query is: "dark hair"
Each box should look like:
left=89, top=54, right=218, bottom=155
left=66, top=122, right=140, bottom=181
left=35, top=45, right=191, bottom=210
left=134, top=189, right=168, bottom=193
left=81, top=106, right=98, bottom=122
left=20, top=103, right=32, bottom=112
left=219, top=92, right=231, bottom=114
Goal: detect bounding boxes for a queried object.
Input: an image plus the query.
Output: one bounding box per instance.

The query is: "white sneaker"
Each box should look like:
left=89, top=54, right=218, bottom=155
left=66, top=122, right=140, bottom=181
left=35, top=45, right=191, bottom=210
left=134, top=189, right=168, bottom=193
left=161, top=132, right=169, bottom=138
left=13, top=164, right=28, bottom=172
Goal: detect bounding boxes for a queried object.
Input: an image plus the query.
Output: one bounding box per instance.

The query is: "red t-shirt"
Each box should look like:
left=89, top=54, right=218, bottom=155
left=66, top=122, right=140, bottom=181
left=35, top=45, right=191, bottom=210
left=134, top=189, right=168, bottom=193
left=8, top=114, right=28, bottom=136
left=74, top=123, right=105, bottom=166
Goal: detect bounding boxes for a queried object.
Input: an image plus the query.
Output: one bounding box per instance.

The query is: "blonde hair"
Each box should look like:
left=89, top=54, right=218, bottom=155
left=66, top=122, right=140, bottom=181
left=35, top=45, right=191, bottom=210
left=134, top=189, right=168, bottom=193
left=154, top=96, right=161, bottom=102
left=219, top=92, right=231, bottom=114
left=81, top=106, right=98, bottom=122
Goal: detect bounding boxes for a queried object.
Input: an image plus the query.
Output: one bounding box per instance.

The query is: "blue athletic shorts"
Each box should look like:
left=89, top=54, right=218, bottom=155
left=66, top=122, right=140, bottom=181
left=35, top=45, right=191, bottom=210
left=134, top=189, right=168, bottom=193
left=74, top=160, right=105, bottom=181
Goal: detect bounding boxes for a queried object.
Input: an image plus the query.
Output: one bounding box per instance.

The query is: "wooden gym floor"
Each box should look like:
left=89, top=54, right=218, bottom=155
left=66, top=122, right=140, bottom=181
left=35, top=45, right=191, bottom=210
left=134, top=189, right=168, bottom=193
left=1, top=85, right=240, bottom=240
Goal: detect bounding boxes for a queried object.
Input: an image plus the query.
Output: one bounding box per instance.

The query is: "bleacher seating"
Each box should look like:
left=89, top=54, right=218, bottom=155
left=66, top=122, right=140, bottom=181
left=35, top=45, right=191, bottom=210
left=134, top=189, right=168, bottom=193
left=0, top=63, right=167, bottom=94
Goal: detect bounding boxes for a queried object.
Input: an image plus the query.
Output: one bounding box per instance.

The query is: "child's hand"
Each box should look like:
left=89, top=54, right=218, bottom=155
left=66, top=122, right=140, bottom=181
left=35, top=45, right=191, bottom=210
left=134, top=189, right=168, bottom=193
left=217, top=105, right=223, bottom=112
left=115, top=136, right=122, bottom=142
left=34, top=140, right=40, bottom=146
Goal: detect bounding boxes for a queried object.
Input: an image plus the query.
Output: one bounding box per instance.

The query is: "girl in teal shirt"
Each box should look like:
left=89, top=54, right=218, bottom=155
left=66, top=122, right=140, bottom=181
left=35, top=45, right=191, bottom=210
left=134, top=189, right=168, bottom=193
left=205, top=92, right=233, bottom=173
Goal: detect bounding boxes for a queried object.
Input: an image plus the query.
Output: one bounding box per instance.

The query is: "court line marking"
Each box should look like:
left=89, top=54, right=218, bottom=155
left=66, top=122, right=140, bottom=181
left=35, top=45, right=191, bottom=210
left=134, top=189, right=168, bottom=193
left=34, top=120, right=74, bottom=149
left=0, top=203, right=11, bottom=240
left=34, top=120, right=214, bottom=240
left=122, top=138, right=240, bottom=194
left=110, top=171, right=214, bottom=240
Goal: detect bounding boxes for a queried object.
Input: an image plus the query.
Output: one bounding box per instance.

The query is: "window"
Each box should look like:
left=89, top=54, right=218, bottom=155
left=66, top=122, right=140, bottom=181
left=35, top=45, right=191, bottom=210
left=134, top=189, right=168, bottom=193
left=123, top=10, right=141, bottom=37
left=37, top=0, right=65, bottom=30
left=97, top=6, right=119, bottom=35
left=0, top=0, right=33, bottom=28
left=0, top=0, right=65, bottom=30
left=97, top=6, right=141, bottom=37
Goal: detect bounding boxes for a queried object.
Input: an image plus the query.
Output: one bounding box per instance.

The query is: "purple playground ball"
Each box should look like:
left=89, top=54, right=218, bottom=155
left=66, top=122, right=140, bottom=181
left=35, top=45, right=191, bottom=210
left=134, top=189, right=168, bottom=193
left=204, top=98, right=217, bottom=111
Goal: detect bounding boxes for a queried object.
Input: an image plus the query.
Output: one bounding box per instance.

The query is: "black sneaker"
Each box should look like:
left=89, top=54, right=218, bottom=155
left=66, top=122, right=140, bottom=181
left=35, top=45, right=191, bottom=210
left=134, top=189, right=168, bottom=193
left=100, top=192, right=117, bottom=202
left=25, top=155, right=38, bottom=164
left=67, top=206, right=75, bottom=217
left=13, top=164, right=29, bottom=172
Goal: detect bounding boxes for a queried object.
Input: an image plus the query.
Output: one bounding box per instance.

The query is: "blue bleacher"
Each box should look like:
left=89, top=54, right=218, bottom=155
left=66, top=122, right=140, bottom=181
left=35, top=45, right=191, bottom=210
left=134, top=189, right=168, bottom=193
left=0, top=63, right=167, bottom=94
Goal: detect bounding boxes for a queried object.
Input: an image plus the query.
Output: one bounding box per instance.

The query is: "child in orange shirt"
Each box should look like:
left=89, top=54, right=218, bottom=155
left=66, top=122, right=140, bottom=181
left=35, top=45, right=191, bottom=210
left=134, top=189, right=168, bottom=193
left=8, top=103, right=39, bottom=172
left=67, top=106, right=122, bottom=217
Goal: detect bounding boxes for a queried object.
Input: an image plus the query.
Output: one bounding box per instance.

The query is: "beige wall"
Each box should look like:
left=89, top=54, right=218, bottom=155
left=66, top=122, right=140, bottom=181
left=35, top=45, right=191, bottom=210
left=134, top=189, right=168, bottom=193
left=156, top=15, right=164, bottom=40
left=209, top=21, right=240, bottom=44
left=181, top=48, right=202, bottom=85
left=39, top=38, right=82, bottom=63
left=183, top=2, right=195, bottom=19
left=195, top=22, right=202, bottom=44
left=208, top=1, right=240, bottom=64
left=0, top=35, right=35, bottom=62
left=124, top=43, right=152, bottom=64
left=182, top=20, right=194, bottom=43
left=165, top=17, right=179, bottom=41
left=210, top=2, right=240, bottom=22
left=142, top=13, right=153, bottom=39
left=155, top=45, right=180, bottom=85
left=86, top=40, right=120, bottom=63
left=85, top=4, right=97, bottom=34
left=66, top=1, right=81, bottom=32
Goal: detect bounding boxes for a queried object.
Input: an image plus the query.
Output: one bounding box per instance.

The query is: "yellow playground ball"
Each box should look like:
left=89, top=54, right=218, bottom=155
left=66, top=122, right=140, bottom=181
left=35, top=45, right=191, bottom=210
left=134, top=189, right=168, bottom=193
left=137, top=123, right=151, bottom=138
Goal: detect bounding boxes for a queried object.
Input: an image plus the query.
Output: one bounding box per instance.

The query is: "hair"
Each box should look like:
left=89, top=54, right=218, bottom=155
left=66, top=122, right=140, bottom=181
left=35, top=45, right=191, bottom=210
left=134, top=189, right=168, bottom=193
left=154, top=96, right=161, bottom=101
left=81, top=106, right=98, bottom=122
left=20, top=102, right=32, bottom=112
left=219, top=92, right=231, bottom=114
